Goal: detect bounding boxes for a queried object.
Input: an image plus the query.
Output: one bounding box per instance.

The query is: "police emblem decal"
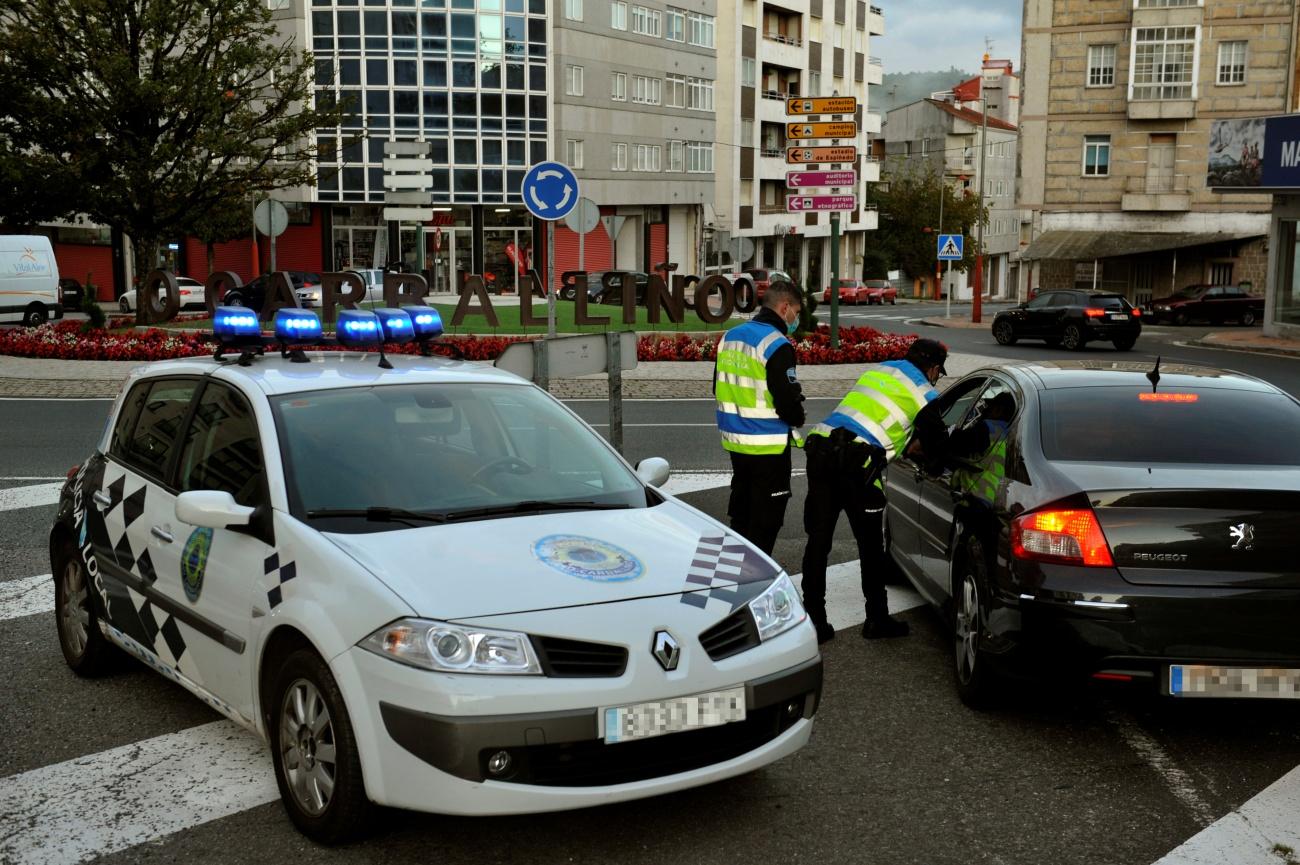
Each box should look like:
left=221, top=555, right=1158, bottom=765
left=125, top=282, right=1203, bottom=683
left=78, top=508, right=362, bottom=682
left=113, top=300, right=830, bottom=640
left=181, top=527, right=214, bottom=602
left=532, top=535, right=644, bottom=582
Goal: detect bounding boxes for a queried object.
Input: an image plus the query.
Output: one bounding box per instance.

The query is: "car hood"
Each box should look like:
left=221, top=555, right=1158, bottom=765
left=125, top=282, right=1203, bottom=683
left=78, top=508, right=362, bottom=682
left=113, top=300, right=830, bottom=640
left=321, top=500, right=782, bottom=620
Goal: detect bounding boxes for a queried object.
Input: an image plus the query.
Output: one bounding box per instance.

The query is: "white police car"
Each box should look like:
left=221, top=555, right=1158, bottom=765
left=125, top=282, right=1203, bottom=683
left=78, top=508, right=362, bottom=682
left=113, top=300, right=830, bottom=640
left=50, top=305, right=821, bottom=842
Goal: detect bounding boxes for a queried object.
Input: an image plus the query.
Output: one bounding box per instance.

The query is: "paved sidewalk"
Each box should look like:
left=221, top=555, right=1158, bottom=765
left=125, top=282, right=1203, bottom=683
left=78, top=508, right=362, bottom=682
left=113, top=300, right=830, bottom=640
left=0, top=351, right=1005, bottom=399
left=1187, top=329, right=1300, bottom=358
left=920, top=316, right=992, bottom=330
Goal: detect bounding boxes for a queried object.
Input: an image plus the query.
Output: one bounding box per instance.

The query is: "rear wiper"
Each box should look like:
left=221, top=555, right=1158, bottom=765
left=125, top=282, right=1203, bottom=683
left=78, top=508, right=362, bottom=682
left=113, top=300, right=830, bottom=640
left=444, top=500, right=632, bottom=522
left=305, top=507, right=448, bottom=527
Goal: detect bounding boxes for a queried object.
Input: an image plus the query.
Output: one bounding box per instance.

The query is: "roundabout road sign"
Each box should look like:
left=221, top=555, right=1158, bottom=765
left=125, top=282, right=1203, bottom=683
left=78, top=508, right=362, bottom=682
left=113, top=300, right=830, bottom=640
left=521, top=161, right=580, bottom=221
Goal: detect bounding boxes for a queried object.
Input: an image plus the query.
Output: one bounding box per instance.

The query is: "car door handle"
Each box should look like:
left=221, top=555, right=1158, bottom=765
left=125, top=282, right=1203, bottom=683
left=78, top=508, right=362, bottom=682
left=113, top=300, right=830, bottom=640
left=92, top=491, right=112, bottom=509
left=151, top=525, right=174, bottom=544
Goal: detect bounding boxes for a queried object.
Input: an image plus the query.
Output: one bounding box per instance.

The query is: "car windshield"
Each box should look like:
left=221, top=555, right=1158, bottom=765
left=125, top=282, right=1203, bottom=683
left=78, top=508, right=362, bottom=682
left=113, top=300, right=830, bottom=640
left=271, top=383, right=649, bottom=529
left=1040, top=386, right=1300, bottom=464
left=1175, top=286, right=1205, bottom=298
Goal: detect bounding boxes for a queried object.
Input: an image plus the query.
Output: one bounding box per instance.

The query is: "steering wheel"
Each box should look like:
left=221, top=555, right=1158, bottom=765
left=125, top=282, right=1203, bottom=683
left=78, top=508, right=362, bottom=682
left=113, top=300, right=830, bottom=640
left=468, top=456, right=535, bottom=485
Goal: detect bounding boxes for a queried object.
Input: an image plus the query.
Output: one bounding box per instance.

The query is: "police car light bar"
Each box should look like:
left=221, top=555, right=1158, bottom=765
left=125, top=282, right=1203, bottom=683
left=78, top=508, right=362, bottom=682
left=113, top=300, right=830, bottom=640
left=336, top=309, right=383, bottom=346
left=373, top=308, right=416, bottom=345
left=275, top=309, right=323, bottom=343
left=213, top=307, right=261, bottom=341
left=401, top=305, right=445, bottom=356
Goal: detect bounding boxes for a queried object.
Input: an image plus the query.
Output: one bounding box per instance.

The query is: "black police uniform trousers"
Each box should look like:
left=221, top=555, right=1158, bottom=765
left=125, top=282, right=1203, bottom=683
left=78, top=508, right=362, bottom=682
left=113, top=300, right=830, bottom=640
left=728, top=445, right=792, bottom=556
left=800, top=431, right=891, bottom=624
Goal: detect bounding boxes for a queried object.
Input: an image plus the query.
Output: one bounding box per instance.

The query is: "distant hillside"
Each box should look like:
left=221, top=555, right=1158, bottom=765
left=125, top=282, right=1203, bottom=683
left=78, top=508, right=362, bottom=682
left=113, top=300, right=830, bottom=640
left=872, top=68, right=974, bottom=114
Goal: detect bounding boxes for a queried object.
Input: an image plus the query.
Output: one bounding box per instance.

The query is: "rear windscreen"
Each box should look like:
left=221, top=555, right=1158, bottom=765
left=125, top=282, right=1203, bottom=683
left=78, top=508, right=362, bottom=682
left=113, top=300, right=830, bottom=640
left=1089, top=295, right=1128, bottom=310
left=1040, top=387, right=1300, bottom=464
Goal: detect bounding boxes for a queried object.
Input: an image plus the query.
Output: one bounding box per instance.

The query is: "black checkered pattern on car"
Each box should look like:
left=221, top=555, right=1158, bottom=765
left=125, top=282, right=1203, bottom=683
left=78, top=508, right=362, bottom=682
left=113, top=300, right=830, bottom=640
left=679, top=534, right=779, bottom=611
left=264, top=553, right=297, bottom=609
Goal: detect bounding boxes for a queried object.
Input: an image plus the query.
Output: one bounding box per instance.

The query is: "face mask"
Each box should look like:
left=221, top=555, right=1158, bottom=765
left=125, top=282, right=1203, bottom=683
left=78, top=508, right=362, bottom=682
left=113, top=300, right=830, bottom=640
left=785, top=308, right=800, bottom=335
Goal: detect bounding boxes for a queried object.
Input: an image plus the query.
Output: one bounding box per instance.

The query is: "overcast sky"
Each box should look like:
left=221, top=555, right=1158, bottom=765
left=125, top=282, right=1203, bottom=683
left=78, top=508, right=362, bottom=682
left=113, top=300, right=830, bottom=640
left=874, top=0, right=1023, bottom=74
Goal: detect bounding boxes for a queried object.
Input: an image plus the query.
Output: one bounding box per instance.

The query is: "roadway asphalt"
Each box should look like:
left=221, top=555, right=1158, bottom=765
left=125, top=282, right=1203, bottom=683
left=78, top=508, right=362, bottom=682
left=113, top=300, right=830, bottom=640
left=3, top=327, right=1300, bottom=864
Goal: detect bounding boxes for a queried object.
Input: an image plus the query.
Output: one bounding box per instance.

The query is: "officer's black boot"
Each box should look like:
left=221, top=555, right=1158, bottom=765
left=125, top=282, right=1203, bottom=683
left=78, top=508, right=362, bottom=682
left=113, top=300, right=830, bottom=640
left=861, top=606, right=910, bottom=639
left=806, top=608, right=836, bottom=644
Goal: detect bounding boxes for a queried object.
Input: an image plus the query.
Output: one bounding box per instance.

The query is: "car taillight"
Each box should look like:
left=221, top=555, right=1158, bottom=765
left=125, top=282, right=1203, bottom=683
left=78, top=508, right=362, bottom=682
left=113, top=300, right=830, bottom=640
left=1084, top=308, right=1106, bottom=317
left=1012, top=509, right=1113, bottom=567
left=1131, top=307, right=1141, bottom=317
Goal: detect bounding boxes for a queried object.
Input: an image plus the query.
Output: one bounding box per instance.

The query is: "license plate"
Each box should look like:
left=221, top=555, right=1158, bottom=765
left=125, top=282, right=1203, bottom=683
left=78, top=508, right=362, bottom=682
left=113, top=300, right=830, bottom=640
left=603, top=687, right=746, bottom=744
left=1169, top=665, right=1300, bottom=699
left=1110, top=313, right=1129, bottom=320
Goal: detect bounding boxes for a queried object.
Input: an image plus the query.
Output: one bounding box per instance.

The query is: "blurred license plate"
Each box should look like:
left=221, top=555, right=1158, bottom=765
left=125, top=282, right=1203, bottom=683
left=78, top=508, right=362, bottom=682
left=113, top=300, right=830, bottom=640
left=1110, top=313, right=1129, bottom=320
left=604, top=687, right=746, bottom=743
left=1169, top=665, right=1300, bottom=699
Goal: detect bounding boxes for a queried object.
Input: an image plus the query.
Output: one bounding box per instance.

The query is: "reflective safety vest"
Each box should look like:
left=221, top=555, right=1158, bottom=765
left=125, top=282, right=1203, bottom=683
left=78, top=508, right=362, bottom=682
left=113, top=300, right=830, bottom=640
left=807, top=360, right=938, bottom=464
left=714, top=320, right=799, bottom=455
left=953, top=420, right=1009, bottom=503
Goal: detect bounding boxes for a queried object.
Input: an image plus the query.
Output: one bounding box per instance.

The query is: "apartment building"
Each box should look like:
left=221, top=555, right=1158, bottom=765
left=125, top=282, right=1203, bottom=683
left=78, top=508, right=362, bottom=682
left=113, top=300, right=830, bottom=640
left=884, top=86, right=1021, bottom=299
left=1018, top=0, right=1300, bottom=304
left=713, top=0, right=885, bottom=293
left=550, top=0, right=718, bottom=281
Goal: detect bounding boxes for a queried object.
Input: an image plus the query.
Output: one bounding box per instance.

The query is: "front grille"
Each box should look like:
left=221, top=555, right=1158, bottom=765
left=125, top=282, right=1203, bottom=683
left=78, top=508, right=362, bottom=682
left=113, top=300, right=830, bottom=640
left=699, top=607, right=761, bottom=661
left=484, top=703, right=801, bottom=787
left=532, top=635, right=628, bottom=678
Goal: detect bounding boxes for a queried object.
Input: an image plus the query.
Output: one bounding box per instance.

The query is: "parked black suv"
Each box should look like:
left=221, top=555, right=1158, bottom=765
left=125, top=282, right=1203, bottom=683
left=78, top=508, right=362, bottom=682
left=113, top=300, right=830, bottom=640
left=992, top=290, right=1142, bottom=351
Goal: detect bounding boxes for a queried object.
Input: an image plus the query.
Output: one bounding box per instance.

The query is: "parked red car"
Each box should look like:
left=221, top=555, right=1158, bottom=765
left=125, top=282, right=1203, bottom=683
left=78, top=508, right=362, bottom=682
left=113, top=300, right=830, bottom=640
left=822, top=279, right=865, bottom=304
left=1147, top=284, right=1264, bottom=326
left=741, top=268, right=793, bottom=301
left=861, top=279, right=897, bottom=305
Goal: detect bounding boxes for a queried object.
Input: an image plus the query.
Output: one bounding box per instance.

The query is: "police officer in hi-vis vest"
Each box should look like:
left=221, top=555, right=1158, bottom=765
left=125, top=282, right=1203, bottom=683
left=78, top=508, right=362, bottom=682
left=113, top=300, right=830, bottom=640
left=713, top=281, right=806, bottom=555
left=800, top=338, right=950, bottom=643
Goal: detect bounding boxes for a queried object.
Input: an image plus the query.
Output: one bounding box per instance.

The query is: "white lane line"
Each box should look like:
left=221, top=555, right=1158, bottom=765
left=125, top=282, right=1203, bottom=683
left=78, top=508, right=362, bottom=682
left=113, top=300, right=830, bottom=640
left=0, top=397, right=115, bottom=402
left=660, top=470, right=808, bottom=498
left=792, top=560, right=925, bottom=630
left=0, top=482, right=63, bottom=512
left=0, top=476, right=65, bottom=481
left=1153, top=764, right=1300, bottom=865
left=0, top=574, right=53, bottom=621
left=1107, top=708, right=1216, bottom=828
left=0, top=721, right=276, bottom=865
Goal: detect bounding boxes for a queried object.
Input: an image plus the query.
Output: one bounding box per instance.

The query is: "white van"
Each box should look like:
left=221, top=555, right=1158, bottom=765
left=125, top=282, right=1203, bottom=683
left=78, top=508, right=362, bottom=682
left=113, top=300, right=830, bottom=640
left=0, top=235, right=62, bottom=326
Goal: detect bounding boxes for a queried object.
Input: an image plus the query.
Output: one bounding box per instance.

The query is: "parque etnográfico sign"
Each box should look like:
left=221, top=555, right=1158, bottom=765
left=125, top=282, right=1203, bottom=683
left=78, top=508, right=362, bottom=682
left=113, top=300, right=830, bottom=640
left=136, top=267, right=765, bottom=328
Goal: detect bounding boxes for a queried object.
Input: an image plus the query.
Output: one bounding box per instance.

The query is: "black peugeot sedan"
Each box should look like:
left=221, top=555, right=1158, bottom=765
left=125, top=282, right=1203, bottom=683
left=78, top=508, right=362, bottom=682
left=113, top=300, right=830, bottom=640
left=992, top=290, right=1142, bottom=351
left=884, top=360, right=1300, bottom=707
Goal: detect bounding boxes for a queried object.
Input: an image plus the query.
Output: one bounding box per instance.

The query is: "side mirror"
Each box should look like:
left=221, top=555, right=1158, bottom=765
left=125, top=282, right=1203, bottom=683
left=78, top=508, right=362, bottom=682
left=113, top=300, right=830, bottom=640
left=176, top=490, right=254, bottom=529
left=635, top=457, right=671, bottom=488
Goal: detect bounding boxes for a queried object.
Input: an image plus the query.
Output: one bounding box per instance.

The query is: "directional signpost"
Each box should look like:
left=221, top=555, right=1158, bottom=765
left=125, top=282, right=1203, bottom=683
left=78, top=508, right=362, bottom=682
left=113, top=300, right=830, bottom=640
left=786, top=94, right=858, bottom=347
left=521, top=161, right=580, bottom=340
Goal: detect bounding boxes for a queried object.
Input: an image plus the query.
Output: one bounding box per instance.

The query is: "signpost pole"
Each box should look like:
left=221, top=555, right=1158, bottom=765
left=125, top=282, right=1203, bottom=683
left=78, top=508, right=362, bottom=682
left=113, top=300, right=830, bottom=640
left=830, top=213, right=840, bottom=349
left=973, top=94, right=988, bottom=325
left=547, top=219, right=556, bottom=339
left=937, top=181, right=946, bottom=304
left=606, top=332, right=623, bottom=454
left=269, top=200, right=278, bottom=273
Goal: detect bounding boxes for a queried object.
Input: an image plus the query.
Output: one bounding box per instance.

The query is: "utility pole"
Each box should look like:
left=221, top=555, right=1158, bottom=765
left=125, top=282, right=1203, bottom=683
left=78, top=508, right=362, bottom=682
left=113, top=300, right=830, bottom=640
left=972, top=92, right=988, bottom=325
left=936, top=171, right=945, bottom=304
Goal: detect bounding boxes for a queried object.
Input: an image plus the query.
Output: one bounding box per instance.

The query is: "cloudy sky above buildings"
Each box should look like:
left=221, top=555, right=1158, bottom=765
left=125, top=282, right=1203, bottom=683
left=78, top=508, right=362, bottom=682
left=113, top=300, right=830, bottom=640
left=875, top=0, right=1023, bottom=74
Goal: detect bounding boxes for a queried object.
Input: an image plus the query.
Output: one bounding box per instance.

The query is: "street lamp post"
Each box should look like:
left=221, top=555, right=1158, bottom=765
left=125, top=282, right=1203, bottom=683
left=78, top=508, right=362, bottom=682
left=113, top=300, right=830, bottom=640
left=973, top=93, right=988, bottom=324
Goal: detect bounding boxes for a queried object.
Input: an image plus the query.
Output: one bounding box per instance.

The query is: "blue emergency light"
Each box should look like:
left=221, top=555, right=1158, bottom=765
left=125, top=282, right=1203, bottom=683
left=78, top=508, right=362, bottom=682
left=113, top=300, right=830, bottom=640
left=373, top=308, right=415, bottom=344
left=213, top=307, right=261, bottom=341
left=274, top=308, right=322, bottom=344
left=336, top=309, right=383, bottom=346
left=401, top=305, right=444, bottom=340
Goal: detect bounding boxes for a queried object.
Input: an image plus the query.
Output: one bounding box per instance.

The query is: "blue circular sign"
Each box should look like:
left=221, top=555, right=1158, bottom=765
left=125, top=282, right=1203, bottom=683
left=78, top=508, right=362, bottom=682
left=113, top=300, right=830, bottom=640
left=521, top=161, right=581, bottom=221
left=533, top=535, right=643, bottom=582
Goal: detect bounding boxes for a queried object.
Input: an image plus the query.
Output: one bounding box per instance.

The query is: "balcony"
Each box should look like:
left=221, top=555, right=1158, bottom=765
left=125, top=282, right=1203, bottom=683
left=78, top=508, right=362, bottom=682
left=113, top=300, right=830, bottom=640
left=759, top=89, right=797, bottom=123
left=859, top=204, right=879, bottom=230
left=1128, top=98, right=1196, bottom=120
left=759, top=34, right=805, bottom=71
left=861, top=157, right=880, bottom=183
left=866, top=56, right=883, bottom=86
left=763, top=31, right=802, bottom=48
left=867, top=5, right=884, bottom=35
left=861, top=111, right=882, bottom=134
left=1121, top=175, right=1191, bottom=212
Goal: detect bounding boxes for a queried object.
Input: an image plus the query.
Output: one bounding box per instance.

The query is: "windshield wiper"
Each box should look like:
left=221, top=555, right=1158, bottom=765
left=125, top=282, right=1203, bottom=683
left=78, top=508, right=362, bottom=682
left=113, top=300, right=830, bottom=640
left=305, top=507, right=448, bottom=527
left=443, top=500, right=632, bottom=522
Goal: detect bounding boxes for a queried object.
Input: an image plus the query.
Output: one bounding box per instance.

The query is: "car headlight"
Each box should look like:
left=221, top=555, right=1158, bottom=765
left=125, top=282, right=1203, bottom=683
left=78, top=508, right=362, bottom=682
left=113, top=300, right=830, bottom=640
left=359, top=618, right=542, bottom=675
left=747, top=573, right=806, bottom=642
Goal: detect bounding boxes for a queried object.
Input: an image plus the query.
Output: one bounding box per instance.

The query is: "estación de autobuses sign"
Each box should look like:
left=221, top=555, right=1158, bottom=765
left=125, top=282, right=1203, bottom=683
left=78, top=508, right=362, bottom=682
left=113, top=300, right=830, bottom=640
left=138, top=267, right=760, bottom=327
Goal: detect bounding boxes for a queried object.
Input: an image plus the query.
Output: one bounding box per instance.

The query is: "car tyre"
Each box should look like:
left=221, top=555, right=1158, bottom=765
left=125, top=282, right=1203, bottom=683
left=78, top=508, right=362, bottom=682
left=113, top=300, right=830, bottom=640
left=953, top=535, right=998, bottom=708
left=23, top=304, right=48, bottom=327
left=993, top=320, right=1018, bottom=346
left=1062, top=324, right=1085, bottom=351
left=119, top=298, right=132, bottom=313
left=271, top=649, right=372, bottom=845
left=1113, top=336, right=1137, bottom=351
left=225, top=294, right=247, bottom=308
left=889, top=296, right=896, bottom=305
left=1241, top=310, right=1257, bottom=327
left=562, top=286, right=576, bottom=301
left=1173, top=311, right=1189, bottom=326
left=54, top=541, right=115, bottom=676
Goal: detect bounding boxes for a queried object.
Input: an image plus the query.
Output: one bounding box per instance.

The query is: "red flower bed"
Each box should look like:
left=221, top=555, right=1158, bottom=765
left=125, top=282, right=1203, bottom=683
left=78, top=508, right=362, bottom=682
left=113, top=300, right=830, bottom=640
left=637, top=325, right=923, bottom=365
left=1, top=322, right=926, bottom=365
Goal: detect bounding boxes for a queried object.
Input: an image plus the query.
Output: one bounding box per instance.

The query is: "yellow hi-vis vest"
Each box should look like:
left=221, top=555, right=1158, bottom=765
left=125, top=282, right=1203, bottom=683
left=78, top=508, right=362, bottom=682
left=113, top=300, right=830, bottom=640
left=807, top=360, right=938, bottom=463
left=953, top=421, right=1009, bottom=503
left=714, top=320, right=800, bottom=455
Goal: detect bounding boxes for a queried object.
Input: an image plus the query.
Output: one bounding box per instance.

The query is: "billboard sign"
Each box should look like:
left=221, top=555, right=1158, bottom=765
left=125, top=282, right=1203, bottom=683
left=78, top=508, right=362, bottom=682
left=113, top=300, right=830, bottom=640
left=1208, top=114, right=1300, bottom=191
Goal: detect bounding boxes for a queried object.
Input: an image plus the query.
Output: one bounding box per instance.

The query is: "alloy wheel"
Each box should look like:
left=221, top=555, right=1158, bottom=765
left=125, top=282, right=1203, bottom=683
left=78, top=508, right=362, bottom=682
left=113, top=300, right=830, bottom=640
left=58, top=559, right=90, bottom=659
left=1062, top=324, right=1083, bottom=350
left=955, top=572, right=980, bottom=685
left=279, top=679, right=338, bottom=817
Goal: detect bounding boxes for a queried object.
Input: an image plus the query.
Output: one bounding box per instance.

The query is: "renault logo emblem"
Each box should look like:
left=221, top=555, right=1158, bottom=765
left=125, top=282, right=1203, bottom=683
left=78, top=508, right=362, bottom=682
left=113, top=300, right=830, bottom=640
left=1229, top=523, right=1255, bottom=551
left=652, top=630, right=680, bottom=672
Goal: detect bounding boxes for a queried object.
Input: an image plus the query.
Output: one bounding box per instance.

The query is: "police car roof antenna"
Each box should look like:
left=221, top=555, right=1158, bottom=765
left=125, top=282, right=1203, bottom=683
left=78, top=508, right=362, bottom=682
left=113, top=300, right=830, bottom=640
left=376, top=341, right=394, bottom=371
left=1147, top=356, right=1161, bottom=392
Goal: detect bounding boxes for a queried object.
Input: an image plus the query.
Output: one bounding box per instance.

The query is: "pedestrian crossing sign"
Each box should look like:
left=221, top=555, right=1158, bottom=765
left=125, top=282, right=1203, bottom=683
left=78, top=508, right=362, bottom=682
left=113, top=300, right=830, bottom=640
left=937, top=234, right=964, bottom=261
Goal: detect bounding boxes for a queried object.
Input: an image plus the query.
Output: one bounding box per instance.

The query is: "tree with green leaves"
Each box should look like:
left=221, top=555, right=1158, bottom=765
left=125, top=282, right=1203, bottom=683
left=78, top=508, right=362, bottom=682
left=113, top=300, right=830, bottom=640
left=190, top=196, right=255, bottom=277
left=0, top=0, right=348, bottom=323
left=865, top=164, right=987, bottom=286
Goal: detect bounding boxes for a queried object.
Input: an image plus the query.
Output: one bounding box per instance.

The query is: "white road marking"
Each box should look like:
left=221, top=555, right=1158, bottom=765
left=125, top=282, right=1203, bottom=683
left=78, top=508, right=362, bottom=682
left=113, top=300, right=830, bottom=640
left=0, top=476, right=65, bottom=481
left=0, top=397, right=115, bottom=402
left=1152, top=764, right=1300, bottom=865
left=0, top=574, right=53, bottom=621
left=1107, top=708, right=1217, bottom=828
left=0, top=720, right=276, bottom=865
left=660, top=470, right=808, bottom=497
left=0, top=482, right=63, bottom=512
left=792, top=560, right=925, bottom=629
